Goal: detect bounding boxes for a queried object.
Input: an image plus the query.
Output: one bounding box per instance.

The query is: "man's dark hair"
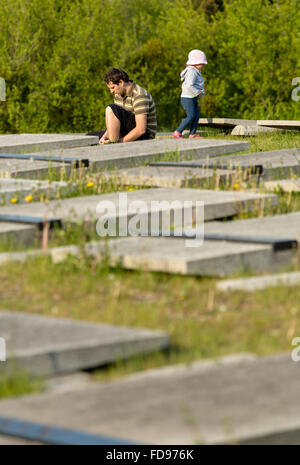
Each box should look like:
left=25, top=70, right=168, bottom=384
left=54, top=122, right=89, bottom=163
left=104, top=68, right=130, bottom=84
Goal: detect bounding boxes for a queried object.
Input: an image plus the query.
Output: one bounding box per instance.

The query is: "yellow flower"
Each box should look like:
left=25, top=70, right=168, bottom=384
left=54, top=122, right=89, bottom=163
left=233, top=183, right=240, bottom=190
left=127, top=187, right=134, bottom=191
left=87, top=182, right=94, bottom=188
left=25, top=195, right=33, bottom=202
left=10, top=197, right=18, bottom=204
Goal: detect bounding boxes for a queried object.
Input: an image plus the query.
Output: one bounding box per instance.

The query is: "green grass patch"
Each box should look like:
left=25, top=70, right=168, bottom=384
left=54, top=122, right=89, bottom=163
left=200, top=128, right=300, bottom=153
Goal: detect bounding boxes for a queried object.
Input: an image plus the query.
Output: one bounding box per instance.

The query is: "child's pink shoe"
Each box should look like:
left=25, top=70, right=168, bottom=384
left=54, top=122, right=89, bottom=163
left=189, top=134, right=202, bottom=139
left=172, top=131, right=183, bottom=139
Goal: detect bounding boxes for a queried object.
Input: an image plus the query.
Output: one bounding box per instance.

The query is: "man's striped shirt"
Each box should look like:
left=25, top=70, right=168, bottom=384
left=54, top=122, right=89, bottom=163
left=114, top=81, right=157, bottom=138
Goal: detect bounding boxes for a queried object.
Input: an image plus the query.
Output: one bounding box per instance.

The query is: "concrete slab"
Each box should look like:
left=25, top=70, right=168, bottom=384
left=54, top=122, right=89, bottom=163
left=87, top=211, right=299, bottom=277
left=27, top=138, right=250, bottom=171
left=0, top=139, right=249, bottom=179
left=0, top=134, right=98, bottom=154
left=204, top=211, right=300, bottom=241
left=0, top=311, right=169, bottom=376
left=0, top=158, right=63, bottom=179
left=0, top=178, right=69, bottom=204
left=199, top=148, right=300, bottom=180
left=198, top=118, right=257, bottom=128
left=90, top=237, right=292, bottom=277
left=216, top=271, right=300, bottom=292
left=264, top=178, right=300, bottom=192
left=101, top=166, right=235, bottom=188
left=3, top=212, right=299, bottom=282
left=257, top=120, right=300, bottom=130
left=0, top=188, right=277, bottom=238
left=0, top=222, right=37, bottom=246
left=0, top=415, right=134, bottom=445
left=0, top=434, right=42, bottom=445
left=0, top=233, right=291, bottom=278
left=0, top=353, right=299, bottom=444
left=231, top=125, right=278, bottom=136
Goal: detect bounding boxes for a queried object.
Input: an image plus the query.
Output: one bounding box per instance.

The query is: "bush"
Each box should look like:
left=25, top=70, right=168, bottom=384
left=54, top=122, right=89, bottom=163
left=0, top=0, right=298, bottom=133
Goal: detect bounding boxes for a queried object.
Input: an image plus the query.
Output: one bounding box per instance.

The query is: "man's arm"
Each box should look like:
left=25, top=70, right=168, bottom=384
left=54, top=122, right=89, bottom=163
left=120, top=114, right=147, bottom=143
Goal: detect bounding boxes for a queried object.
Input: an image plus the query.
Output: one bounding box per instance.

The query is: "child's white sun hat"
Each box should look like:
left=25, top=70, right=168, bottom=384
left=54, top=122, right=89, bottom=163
left=186, top=49, right=208, bottom=65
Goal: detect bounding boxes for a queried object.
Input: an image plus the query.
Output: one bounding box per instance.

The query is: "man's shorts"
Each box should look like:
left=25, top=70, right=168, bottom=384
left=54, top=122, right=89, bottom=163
left=87, top=104, right=152, bottom=141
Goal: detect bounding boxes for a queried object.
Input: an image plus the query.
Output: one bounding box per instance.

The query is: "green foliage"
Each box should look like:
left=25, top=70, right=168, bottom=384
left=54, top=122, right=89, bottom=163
left=0, top=0, right=299, bottom=132
left=205, top=0, right=300, bottom=119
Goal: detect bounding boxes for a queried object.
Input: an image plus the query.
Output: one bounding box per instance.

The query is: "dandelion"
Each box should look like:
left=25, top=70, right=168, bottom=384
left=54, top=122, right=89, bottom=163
left=127, top=187, right=134, bottom=191
left=25, top=194, right=33, bottom=202
left=10, top=197, right=18, bottom=204
left=87, top=181, right=94, bottom=188
left=233, top=183, right=240, bottom=190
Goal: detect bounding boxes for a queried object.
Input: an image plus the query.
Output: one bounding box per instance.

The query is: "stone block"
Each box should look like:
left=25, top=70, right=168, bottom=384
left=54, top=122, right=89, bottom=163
left=0, top=311, right=169, bottom=376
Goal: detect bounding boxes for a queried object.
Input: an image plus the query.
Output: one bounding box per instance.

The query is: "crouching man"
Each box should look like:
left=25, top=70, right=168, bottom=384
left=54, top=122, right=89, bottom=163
left=90, top=68, right=157, bottom=144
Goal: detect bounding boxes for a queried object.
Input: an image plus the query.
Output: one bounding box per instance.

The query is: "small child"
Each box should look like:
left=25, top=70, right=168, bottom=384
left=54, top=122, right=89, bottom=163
left=172, top=49, right=207, bottom=139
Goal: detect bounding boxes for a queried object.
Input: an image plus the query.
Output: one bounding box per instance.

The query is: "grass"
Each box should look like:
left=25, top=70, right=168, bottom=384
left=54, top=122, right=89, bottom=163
left=200, top=128, right=300, bottom=153
left=0, top=369, right=44, bottom=398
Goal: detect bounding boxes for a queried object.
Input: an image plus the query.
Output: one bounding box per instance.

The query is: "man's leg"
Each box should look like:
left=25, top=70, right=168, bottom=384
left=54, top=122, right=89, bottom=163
left=105, top=106, right=121, bottom=142
left=86, top=106, right=136, bottom=144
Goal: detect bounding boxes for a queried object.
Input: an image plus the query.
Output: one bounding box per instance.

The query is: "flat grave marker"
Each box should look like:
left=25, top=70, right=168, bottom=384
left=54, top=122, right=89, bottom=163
left=0, top=188, right=277, bottom=237
left=26, top=138, right=250, bottom=171
left=198, top=118, right=258, bottom=128
left=101, top=166, right=234, bottom=188
left=189, top=148, right=300, bottom=180
left=0, top=311, right=169, bottom=376
left=0, top=158, right=63, bottom=179
left=264, top=178, right=300, bottom=192
left=257, top=120, right=300, bottom=130
left=231, top=125, right=278, bottom=136
left=216, top=271, right=300, bottom=292
left=0, top=222, right=37, bottom=246
left=0, top=134, right=98, bottom=154
left=0, top=178, right=70, bottom=204
left=0, top=138, right=250, bottom=178
left=0, top=353, right=299, bottom=444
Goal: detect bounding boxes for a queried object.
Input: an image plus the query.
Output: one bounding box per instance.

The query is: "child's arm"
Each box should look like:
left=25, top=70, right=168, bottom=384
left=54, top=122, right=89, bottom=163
left=185, top=70, right=205, bottom=97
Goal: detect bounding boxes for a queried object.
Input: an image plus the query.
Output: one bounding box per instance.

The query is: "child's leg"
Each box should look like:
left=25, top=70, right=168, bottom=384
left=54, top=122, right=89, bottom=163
left=176, top=98, right=195, bottom=134
left=189, top=99, right=200, bottom=135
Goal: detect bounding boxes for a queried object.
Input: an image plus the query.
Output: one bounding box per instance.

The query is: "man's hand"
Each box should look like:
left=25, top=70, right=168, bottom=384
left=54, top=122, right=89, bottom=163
left=99, top=132, right=110, bottom=145
left=99, top=138, right=110, bottom=145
